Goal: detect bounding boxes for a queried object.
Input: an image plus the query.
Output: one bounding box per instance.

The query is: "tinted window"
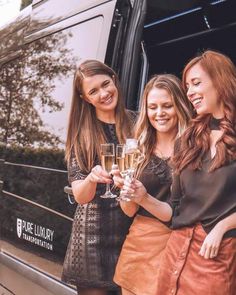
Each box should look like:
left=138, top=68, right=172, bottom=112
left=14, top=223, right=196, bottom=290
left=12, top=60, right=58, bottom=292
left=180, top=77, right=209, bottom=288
left=0, top=16, right=104, bottom=281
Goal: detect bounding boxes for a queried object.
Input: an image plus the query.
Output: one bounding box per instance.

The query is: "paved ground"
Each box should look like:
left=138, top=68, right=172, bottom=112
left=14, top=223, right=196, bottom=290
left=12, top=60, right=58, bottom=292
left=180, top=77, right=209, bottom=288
left=0, top=263, right=55, bottom=295
left=0, top=284, right=14, bottom=295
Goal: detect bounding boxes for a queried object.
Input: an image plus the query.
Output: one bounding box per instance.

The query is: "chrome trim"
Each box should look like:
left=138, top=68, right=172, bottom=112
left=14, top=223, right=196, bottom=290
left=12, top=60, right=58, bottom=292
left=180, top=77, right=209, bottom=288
left=138, top=41, right=148, bottom=110
left=149, top=21, right=236, bottom=48
left=4, top=161, right=67, bottom=173
left=2, top=190, right=73, bottom=221
left=144, top=7, right=201, bottom=28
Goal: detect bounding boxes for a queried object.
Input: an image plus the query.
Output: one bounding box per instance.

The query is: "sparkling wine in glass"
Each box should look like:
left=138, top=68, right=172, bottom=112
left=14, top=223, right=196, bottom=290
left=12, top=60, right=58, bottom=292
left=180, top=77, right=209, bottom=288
left=124, top=139, right=144, bottom=172
left=116, top=144, right=126, bottom=176
left=120, top=139, right=144, bottom=201
left=100, top=143, right=117, bottom=199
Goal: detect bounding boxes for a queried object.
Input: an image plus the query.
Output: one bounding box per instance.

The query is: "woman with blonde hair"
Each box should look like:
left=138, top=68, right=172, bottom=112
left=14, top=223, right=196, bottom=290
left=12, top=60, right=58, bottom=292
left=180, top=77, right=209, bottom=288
left=112, top=74, right=193, bottom=295
left=62, top=59, right=136, bottom=295
left=123, top=50, right=236, bottom=295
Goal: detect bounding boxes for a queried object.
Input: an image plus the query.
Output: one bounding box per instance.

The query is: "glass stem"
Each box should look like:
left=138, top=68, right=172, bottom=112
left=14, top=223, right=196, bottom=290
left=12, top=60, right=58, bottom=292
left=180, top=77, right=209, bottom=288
left=106, top=183, right=111, bottom=193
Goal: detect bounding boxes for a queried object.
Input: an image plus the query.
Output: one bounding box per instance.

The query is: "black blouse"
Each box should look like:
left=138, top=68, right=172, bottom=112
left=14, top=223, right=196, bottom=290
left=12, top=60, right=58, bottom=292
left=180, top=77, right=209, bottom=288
left=170, top=152, right=236, bottom=237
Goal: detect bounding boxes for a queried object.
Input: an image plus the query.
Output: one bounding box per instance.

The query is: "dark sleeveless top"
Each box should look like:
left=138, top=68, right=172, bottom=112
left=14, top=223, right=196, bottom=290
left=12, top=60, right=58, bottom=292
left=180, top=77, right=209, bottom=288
left=137, top=154, right=172, bottom=220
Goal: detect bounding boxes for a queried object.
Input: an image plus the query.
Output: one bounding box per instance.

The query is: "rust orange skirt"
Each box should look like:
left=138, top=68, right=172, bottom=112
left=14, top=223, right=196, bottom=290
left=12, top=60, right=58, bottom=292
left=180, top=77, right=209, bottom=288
left=157, top=224, right=236, bottom=295
left=114, top=214, right=171, bottom=295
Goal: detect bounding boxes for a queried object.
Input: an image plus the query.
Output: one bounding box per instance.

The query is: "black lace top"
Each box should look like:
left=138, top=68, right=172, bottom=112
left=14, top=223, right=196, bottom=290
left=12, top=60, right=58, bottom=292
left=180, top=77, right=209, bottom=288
left=137, top=154, right=172, bottom=220
left=62, top=112, right=136, bottom=291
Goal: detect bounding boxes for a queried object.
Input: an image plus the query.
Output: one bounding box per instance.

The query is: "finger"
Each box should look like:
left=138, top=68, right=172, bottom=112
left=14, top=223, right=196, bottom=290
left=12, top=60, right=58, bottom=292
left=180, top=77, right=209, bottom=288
left=111, top=169, right=123, bottom=179
left=123, top=182, right=135, bottom=191
left=101, top=170, right=112, bottom=178
left=100, top=177, right=112, bottom=183
left=114, top=176, right=124, bottom=184
left=94, top=165, right=103, bottom=171
left=94, top=165, right=110, bottom=175
left=91, top=165, right=102, bottom=175
left=111, top=169, right=120, bottom=176
left=113, top=176, right=124, bottom=188
left=124, top=179, right=136, bottom=186
left=92, top=166, right=111, bottom=178
left=199, top=242, right=206, bottom=257
left=89, top=173, right=101, bottom=183
left=122, top=186, right=135, bottom=195
left=204, top=245, right=212, bottom=259
left=90, top=172, right=112, bottom=184
left=128, top=193, right=135, bottom=199
left=209, top=251, right=216, bottom=259
left=133, top=181, right=144, bottom=190
left=210, top=247, right=219, bottom=259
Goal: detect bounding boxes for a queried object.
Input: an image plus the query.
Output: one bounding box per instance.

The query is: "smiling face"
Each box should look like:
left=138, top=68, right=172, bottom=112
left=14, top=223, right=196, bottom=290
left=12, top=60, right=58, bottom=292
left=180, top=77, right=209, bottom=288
left=147, top=87, right=178, bottom=135
left=185, top=63, right=224, bottom=118
left=82, top=74, right=118, bottom=120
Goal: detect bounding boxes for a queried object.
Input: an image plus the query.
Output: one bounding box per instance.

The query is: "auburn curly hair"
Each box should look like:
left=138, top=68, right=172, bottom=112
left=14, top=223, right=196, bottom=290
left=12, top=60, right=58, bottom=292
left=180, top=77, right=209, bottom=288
left=173, top=50, right=236, bottom=173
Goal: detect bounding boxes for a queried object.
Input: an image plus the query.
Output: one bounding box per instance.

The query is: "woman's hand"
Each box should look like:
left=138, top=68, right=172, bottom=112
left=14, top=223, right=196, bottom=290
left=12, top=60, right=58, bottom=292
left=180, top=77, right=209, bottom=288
left=199, top=224, right=224, bottom=259
left=88, top=165, right=112, bottom=184
left=122, top=178, right=147, bottom=204
left=111, top=164, right=124, bottom=189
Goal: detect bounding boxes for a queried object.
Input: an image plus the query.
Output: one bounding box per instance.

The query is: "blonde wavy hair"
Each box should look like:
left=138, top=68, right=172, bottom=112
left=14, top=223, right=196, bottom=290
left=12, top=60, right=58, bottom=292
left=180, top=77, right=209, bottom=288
left=135, top=74, right=193, bottom=178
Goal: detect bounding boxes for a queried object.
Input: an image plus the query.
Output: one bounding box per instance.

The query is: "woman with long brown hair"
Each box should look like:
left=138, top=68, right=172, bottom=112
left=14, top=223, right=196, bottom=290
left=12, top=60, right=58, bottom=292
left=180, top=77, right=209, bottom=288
left=112, top=74, right=193, bottom=295
left=62, top=60, right=136, bottom=295
left=122, top=50, right=236, bottom=294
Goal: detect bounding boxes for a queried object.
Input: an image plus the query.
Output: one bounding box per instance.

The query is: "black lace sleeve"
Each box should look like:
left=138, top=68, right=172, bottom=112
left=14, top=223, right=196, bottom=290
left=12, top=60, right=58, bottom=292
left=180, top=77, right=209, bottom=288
left=68, top=149, right=88, bottom=184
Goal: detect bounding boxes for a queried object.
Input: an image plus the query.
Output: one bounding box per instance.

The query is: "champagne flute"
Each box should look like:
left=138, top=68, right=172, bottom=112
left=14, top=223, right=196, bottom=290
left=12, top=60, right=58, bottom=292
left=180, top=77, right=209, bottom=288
left=115, top=144, right=126, bottom=201
left=116, top=144, right=126, bottom=176
left=124, top=139, right=144, bottom=173
left=100, top=143, right=117, bottom=199
left=119, top=139, right=144, bottom=201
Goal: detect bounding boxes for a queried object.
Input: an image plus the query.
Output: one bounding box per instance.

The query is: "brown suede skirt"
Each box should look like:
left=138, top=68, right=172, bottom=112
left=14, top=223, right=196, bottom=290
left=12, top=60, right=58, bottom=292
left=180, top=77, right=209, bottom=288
left=114, top=214, right=171, bottom=295
left=157, top=224, right=236, bottom=295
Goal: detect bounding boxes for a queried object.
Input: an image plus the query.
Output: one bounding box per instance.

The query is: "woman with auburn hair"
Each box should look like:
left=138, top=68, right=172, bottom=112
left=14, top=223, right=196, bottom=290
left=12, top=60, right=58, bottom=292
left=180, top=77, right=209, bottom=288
left=122, top=50, right=236, bottom=295
left=112, top=74, right=193, bottom=295
left=62, top=59, right=136, bottom=295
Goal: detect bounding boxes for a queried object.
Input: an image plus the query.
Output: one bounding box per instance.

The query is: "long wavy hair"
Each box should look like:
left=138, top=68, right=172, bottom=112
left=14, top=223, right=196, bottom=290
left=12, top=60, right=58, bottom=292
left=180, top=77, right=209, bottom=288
left=135, top=74, right=194, bottom=178
left=65, top=60, right=133, bottom=172
left=173, top=50, right=236, bottom=173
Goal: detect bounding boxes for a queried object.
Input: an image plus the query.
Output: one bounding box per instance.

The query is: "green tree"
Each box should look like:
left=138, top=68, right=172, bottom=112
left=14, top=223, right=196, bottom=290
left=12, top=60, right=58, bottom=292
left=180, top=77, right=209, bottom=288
left=0, top=31, right=77, bottom=147
left=20, top=0, right=33, bottom=10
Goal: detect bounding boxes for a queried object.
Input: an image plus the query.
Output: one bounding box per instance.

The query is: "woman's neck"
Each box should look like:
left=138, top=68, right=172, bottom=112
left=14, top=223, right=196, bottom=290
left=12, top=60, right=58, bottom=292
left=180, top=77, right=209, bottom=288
left=96, top=110, right=116, bottom=124
left=211, top=105, right=224, bottom=119
left=154, top=131, right=177, bottom=159
left=156, top=129, right=177, bottom=145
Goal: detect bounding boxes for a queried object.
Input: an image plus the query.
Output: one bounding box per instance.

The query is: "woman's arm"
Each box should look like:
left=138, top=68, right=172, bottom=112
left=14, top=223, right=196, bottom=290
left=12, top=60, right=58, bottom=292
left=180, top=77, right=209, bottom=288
left=199, top=212, right=236, bottom=259
left=72, top=165, right=112, bottom=204
left=123, top=179, right=173, bottom=222
left=137, top=193, right=173, bottom=222
left=119, top=200, right=139, bottom=217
